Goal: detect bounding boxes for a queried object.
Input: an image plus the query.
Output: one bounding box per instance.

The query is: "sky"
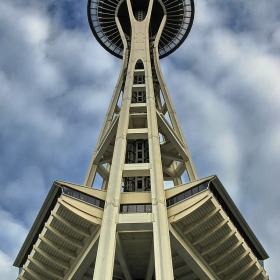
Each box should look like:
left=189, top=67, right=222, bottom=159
left=0, top=0, right=279, bottom=278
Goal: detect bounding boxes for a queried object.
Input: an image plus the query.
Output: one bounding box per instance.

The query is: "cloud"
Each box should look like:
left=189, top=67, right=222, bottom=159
left=0, top=251, right=18, bottom=280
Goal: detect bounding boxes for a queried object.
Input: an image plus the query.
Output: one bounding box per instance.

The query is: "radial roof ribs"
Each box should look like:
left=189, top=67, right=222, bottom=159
left=88, top=0, right=194, bottom=58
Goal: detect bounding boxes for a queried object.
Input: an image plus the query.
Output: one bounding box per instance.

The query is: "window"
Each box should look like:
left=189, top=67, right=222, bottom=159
left=137, top=204, right=145, bottom=212
left=166, top=181, right=209, bottom=207
left=120, top=204, right=152, bottom=213
left=128, top=204, right=137, bottom=212
left=137, top=180, right=143, bottom=189
left=62, top=186, right=105, bottom=209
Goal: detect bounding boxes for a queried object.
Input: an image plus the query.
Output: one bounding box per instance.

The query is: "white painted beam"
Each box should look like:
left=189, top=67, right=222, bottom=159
left=223, top=258, right=256, bottom=280
left=161, top=151, right=183, bottom=162
left=245, top=266, right=263, bottom=280
left=183, top=206, right=221, bottom=234
left=33, top=244, right=70, bottom=269
left=66, top=228, right=100, bottom=280
left=28, top=255, right=64, bottom=279
left=115, top=233, right=134, bottom=280
left=156, top=112, right=189, bottom=162
left=51, top=211, right=91, bottom=237
left=145, top=243, right=154, bottom=280
left=22, top=265, right=50, bottom=280
left=39, top=234, right=77, bottom=259
left=208, top=239, right=243, bottom=265
left=45, top=223, right=83, bottom=248
left=127, top=128, right=149, bottom=139
left=97, top=164, right=110, bottom=180
left=216, top=249, right=250, bottom=274
left=122, top=163, right=150, bottom=177
left=192, top=218, right=229, bottom=245
left=201, top=229, right=236, bottom=255
left=170, top=224, right=219, bottom=280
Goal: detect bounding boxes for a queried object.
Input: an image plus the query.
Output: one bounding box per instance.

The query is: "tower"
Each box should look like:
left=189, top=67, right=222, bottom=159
left=14, top=0, right=269, bottom=279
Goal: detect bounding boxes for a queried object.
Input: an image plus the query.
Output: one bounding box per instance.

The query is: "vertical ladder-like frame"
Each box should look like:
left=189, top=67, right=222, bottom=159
left=86, top=0, right=198, bottom=278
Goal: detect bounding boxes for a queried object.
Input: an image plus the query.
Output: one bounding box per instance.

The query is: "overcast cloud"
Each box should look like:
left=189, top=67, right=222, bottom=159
left=0, top=0, right=279, bottom=278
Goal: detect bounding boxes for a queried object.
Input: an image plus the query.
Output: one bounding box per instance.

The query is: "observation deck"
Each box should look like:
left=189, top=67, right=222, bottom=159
left=87, top=0, right=194, bottom=58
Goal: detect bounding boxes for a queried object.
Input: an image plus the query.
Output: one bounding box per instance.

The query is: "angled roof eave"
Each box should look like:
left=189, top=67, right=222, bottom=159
left=211, top=176, right=269, bottom=260
left=13, top=181, right=62, bottom=267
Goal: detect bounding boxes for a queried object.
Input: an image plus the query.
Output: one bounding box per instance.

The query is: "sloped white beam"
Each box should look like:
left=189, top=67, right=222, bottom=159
left=201, top=229, right=236, bottom=255
left=145, top=243, right=154, bottom=280
left=66, top=228, right=100, bottom=279
left=174, top=162, right=185, bottom=177
left=99, top=155, right=113, bottom=165
left=33, top=244, right=70, bottom=269
left=216, top=248, right=250, bottom=274
left=39, top=234, right=77, bottom=259
left=23, top=265, right=50, bottom=280
left=169, top=225, right=219, bottom=280
left=192, top=218, right=229, bottom=245
left=97, top=164, right=110, bottom=180
left=28, top=255, right=64, bottom=279
left=93, top=115, right=119, bottom=164
left=45, top=223, right=83, bottom=248
left=223, top=258, right=256, bottom=280
left=245, top=266, right=264, bottom=280
left=51, top=211, right=91, bottom=237
left=208, top=239, right=243, bottom=265
left=115, top=233, right=134, bottom=280
left=156, top=112, right=189, bottom=162
left=161, top=151, right=183, bottom=162
left=183, top=206, right=221, bottom=234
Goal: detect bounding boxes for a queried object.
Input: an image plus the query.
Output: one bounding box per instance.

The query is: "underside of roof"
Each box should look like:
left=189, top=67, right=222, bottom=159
left=14, top=177, right=269, bottom=280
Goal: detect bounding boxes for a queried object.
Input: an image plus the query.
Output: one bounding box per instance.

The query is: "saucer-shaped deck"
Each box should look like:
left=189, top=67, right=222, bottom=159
left=88, top=0, right=194, bottom=59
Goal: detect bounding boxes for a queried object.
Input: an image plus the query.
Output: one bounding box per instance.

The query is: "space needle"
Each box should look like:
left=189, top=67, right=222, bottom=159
left=14, top=0, right=269, bottom=279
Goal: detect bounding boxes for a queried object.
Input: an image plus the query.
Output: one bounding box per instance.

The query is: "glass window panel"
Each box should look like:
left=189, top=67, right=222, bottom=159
left=198, top=182, right=208, bottom=191
left=178, top=193, right=184, bottom=202
left=95, top=199, right=100, bottom=207
left=145, top=204, right=152, bottom=212
left=192, top=187, right=198, bottom=195
left=185, top=189, right=192, bottom=198
left=63, top=187, right=73, bottom=196
left=73, top=191, right=80, bottom=199
left=137, top=180, right=143, bottom=189
left=137, top=205, right=145, bottom=212
left=99, top=200, right=105, bottom=208
left=80, top=193, right=88, bottom=202
left=88, top=196, right=96, bottom=205
left=121, top=205, right=128, bottom=212
left=128, top=205, right=137, bottom=212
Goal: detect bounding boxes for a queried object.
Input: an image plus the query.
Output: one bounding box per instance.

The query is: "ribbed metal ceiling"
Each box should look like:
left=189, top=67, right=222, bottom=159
left=87, top=0, right=194, bottom=58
